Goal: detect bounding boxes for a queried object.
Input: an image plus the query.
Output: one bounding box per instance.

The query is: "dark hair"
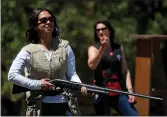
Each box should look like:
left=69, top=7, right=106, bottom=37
left=94, top=20, right=115, bottom=44
left=26, top=8, right=59, bottom=43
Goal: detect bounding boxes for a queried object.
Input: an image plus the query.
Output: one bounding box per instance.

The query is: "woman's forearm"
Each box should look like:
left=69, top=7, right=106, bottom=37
left=8, top=72, right=41, bottom=90
left=126, top=70, right=134, bottom=93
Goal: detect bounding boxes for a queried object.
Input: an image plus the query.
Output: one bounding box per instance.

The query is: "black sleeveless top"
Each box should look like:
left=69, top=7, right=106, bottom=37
left=94, top=42, right=126, bottom=90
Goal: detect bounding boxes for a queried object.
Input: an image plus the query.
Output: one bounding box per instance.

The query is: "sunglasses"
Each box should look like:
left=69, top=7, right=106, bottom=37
left=38, top=17, right=53, bottom=24
left=96, top=27, right=107, bottom=32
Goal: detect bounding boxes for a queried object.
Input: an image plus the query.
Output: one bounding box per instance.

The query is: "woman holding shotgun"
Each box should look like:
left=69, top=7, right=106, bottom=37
left=8, top=8, right=87, bottom=116
left=88, top=20, right=138, bottom=116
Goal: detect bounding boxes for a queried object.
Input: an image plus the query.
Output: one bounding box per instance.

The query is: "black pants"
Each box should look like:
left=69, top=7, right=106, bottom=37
left=42, top=102, right=72, bottom=116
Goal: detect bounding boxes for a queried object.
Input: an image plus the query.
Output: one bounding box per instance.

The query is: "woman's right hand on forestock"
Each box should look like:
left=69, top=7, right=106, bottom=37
left=41, top=78, right=55, bottom=91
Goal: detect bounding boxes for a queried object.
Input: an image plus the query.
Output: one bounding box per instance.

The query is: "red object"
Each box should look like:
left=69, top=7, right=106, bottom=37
left=106, top=82, right=121, bottom=96
left=111, top=74, right=118, bottom=79
left=109, top=52, right=113, bottom=56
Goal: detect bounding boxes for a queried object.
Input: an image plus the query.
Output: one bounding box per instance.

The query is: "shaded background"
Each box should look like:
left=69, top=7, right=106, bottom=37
left=1, top=0, right=167, bottom=115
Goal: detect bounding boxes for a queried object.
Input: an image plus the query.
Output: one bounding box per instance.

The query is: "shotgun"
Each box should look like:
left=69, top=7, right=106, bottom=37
left=12, top=79, right=163, bottom=100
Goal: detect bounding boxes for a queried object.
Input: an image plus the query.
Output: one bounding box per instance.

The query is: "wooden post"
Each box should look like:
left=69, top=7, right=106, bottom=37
left=132, top=35, right=167, bottom=115
left=135, top=39, right=152, bottom=115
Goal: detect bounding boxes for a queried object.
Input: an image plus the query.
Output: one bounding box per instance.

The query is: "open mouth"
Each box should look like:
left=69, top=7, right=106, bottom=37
left=45, top=26, right=51, bottom=28
left=44, top=27, right=52, bottom=32
left=45, top=26, right=52, bottom=30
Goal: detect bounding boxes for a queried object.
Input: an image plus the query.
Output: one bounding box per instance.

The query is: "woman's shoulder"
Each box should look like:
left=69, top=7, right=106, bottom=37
left=88, top=44, right=99, bottom=52
left=22, top=43, right=41, bottom=53
left=60, top=39, right=69, bottom=47
left=53, top=38, right=69, bottom=48
left=90, top=42, right=100, bottom=49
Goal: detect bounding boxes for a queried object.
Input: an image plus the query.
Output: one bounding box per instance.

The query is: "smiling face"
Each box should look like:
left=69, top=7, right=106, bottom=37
left=96, top=23, right=110, bottom=41
left=36, top=10, right=54, bottom=36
